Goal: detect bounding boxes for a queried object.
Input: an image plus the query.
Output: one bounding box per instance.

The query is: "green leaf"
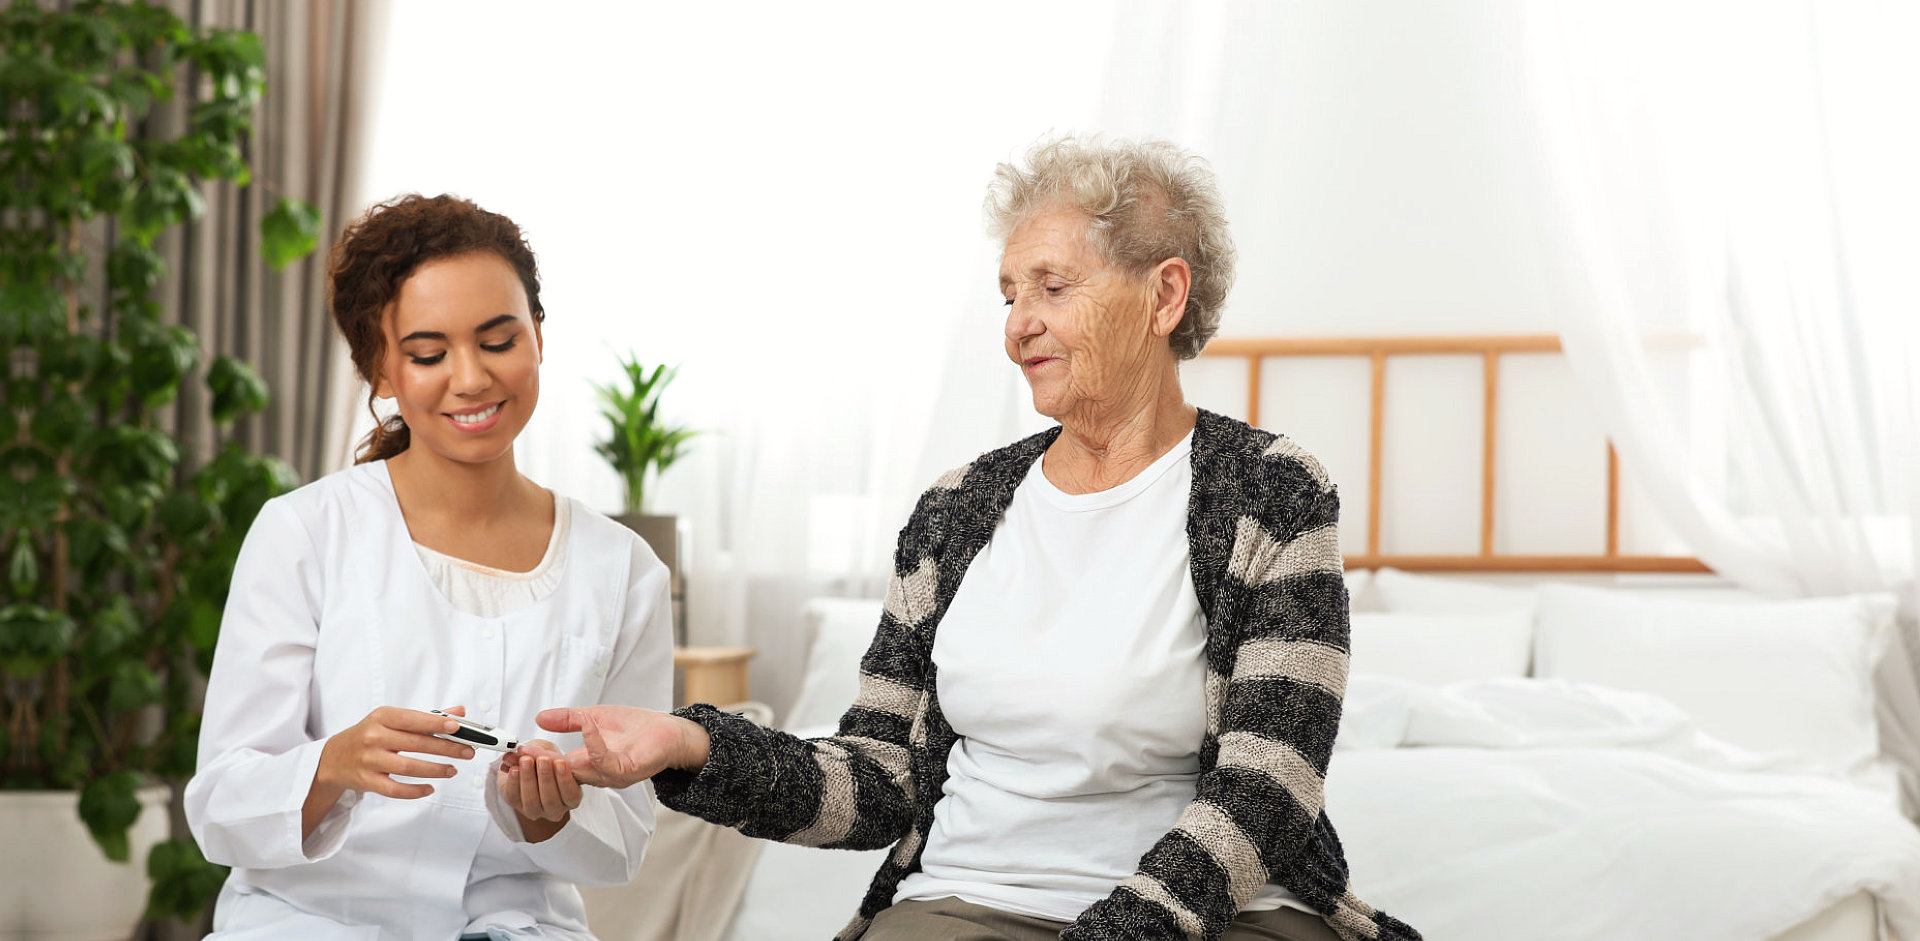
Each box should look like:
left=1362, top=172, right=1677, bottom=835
left=145, top=837, right=228, bottom=922
left=78, top=770, right=144, bottom=864
left=105, top=69, right=159, bottom=120
left=82, top=596, right=142, bottom=660
left=107, top=660, right=163, bottom=711
left=88, top=426, right=180, bottom=487
left=66, top=517, right=128, bottom=574
left=123, top=167, right=204, bottom=243
left=155, top=491, right=214, bottom=541
left=8, top=535, right=37, bottom=594
left=196, top=446, right=296, bottom=530
left=206, top=354, right=269, bottom=423
left=101, top=480, right=163, bottom=533
left=185, top=597, right=221, bottom=653
left=258, top=198, right=320, bottom=270
left=186, top=98, right=251, bottom=140
left=0, top=280, right=65, bottom=338
left=108, top=239, right=164, bottom=295
left=76, top=134, right=134, bottom=179
left=593, top=355, right=697, bottom=514
left=52, top=78, right=119, bottom=126
left=0, top=605, right=78, bottom=678
left=29, top=391, right=91, bottom=450
left=128, top=322, right=200, bottom=408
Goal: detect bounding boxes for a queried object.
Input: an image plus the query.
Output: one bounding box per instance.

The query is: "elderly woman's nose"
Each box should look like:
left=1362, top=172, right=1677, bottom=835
left=1004, top=295, right=1043, bottom=342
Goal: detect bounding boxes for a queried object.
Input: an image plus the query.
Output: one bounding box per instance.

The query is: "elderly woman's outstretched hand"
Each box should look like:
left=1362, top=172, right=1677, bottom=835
left=535, top=706, right=710, bottom=789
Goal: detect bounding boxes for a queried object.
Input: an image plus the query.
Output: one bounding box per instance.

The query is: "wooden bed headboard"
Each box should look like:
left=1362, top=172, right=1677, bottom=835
left=1199, top=334, right=1708, bottom=574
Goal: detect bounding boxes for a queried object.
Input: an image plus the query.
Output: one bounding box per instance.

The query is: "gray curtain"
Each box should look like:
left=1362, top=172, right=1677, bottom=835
left=133, top=3, right=382, bottom=937
left=154, top=0, right=377, bottom=484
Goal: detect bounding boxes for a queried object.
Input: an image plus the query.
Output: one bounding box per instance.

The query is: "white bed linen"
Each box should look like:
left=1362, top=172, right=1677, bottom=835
left=694, top=588, right=1920, bottom=941
left=717, top=682, right=1920, bottom=941
left=1327, top=677, right=1920, bottom=941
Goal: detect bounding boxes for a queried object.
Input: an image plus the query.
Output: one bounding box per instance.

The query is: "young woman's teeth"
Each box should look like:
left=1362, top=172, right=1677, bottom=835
left=451, top=404, right=500, bottom=424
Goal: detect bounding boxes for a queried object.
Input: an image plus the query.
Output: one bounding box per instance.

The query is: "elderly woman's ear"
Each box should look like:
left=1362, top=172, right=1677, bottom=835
left=1149, top=256, right=1193, bottom=341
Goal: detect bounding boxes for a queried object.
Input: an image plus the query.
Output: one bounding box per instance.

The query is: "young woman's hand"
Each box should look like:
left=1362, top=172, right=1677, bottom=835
left=303, top=705, right=475, bottom=838
left=497, top=739, right=581, bottom=843
left=316, top=705, right=475, bottom=798
left=534, top=706, right=710, bottom=789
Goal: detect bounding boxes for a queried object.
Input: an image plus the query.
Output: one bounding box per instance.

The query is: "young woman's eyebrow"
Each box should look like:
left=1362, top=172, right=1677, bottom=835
left=399, top=314, right=520, bottom=343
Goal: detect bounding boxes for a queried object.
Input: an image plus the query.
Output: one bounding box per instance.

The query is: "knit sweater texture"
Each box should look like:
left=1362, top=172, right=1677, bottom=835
left=653, top=409, right=1422, bottom=941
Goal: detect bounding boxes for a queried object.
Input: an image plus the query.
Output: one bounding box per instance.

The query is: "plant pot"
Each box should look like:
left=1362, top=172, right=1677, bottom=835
left=1, top=786, right=171, bottom=941
left=617, top=513, right=679, bottom=587
left=617, top=513, right=687, bottom=647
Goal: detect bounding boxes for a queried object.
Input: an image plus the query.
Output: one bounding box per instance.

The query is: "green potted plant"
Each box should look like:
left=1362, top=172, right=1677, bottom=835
left=593, top=353, right=696, bottom=640
left=1, top=1, right=320, bottom=935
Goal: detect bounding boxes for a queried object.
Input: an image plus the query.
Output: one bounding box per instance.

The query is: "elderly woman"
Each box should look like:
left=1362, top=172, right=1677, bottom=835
left=533, top=136, right=1421, bottom=941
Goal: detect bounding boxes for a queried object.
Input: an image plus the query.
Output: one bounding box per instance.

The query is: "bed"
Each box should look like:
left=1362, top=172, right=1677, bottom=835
left=580, top=335, right=1919, bottom=941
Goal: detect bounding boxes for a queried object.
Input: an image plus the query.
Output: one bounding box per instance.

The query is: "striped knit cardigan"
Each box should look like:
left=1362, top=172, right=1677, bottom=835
left=652, top=409, right=1422, bottom=941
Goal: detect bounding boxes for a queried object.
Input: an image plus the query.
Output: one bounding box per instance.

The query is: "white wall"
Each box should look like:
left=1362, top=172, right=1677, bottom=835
left=359, top=0, right=1701, bottom=712
left=1145, top=0, right=1686, bottom=559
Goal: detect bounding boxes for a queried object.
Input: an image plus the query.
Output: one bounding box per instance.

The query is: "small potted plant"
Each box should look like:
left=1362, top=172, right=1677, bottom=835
left=593, top=354, right=696, bottom=637
left=2, top=1, right=320, bottom=935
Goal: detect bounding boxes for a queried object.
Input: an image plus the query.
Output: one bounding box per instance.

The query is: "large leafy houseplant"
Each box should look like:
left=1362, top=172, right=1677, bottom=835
left=1, top=0, right=320, bottom=923
left=594, top=354, right=696, bottom=515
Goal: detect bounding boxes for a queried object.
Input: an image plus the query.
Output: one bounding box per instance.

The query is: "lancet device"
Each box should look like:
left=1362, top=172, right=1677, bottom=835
left=428, top=709, right=520, bottom=753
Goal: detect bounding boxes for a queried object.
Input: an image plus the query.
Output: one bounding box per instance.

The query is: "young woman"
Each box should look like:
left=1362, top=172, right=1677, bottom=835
left=185, top=194, right=673, bottom=941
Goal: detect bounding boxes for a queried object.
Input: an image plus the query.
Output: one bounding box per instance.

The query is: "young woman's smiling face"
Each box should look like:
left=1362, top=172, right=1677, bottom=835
left=374, top=251, right=542, bottom=468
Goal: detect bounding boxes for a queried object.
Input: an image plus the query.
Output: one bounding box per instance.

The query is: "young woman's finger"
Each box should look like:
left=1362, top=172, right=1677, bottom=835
left=375, top=705, right=461, bottom=735
left=365, top=774, right=436, bottom=801
left=517, top=760, right=544, bottom=816
left=535, top=757, right=565, bottom=817
left=387, top=729, right=476, bottom=760
left=554, top=759, right=583, bottom=809
left=380, top=755, right=458, bottom=779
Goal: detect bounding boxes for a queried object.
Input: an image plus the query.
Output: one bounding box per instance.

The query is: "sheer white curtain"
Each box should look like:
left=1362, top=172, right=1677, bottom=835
left=357, top=1, right=1115, bottom=711
left=1524, top=0, right=1920, bottom=810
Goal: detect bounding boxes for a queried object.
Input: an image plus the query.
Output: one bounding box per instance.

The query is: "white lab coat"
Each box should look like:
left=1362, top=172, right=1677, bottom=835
left=185, top=462, right=673, bottom=940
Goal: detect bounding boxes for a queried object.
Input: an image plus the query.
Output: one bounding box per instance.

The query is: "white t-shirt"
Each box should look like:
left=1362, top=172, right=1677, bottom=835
left=894, top=432, right=1306, bottom=921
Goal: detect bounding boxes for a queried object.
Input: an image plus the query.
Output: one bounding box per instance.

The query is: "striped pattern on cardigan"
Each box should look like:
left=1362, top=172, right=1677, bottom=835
left=652, top=409, right=1422, bottom=941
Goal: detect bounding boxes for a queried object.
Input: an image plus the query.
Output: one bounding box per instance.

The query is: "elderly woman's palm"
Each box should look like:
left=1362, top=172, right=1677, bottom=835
left=535, top=706, right=688, bottom=788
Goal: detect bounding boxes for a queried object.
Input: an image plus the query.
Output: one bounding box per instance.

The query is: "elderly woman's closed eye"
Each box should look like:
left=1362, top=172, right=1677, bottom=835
left=536, top=135, right=1422, bottom=941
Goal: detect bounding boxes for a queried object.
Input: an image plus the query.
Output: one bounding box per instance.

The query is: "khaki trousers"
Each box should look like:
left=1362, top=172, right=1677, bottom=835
left=863, top=896, right=1343, bottom=941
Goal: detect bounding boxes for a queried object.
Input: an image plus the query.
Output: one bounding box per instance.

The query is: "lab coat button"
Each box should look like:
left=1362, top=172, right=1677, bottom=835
left=479, top=700, right=492, bottom=712
left=483, top=628, right=496, bottom=640
left=595, top=665, right=606, bottom=677
left=470, top=776, right=483, bottom=789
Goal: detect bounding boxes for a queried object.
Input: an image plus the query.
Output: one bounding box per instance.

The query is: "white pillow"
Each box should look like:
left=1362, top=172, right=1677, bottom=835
left=782, top=598, right=884, bottom=733
left=1344, top=568, right=1380, bottom=612
left=1334, top=674, right=1417, bottom=750
left=1373, top=566, right=1536, bottom=615
left=1532, top=584, right=1896, bottom=775
left=1348, top=611, right=1534, bottom=686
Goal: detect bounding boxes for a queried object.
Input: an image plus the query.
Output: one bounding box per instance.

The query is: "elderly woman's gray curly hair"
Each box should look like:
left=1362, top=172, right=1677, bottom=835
left=984, top=134, right=1236, bottom=360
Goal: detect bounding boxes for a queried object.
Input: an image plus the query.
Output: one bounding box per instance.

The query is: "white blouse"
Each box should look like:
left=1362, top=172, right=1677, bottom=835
left=414, top=495, right=571, bottom=618
left=185, top=462, right=674, bottom=941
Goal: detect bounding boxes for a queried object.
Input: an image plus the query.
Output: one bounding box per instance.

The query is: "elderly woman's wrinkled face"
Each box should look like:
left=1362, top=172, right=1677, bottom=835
left=1000, top=208, right=1165, bottom=423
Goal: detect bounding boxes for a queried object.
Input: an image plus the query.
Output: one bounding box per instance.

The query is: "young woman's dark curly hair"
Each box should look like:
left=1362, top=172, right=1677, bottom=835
left=328, top=193, right=545, bottom=463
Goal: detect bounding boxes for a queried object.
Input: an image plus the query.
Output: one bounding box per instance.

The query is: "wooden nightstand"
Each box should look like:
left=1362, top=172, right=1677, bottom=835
left=672, top=646, right=755, bottom=707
